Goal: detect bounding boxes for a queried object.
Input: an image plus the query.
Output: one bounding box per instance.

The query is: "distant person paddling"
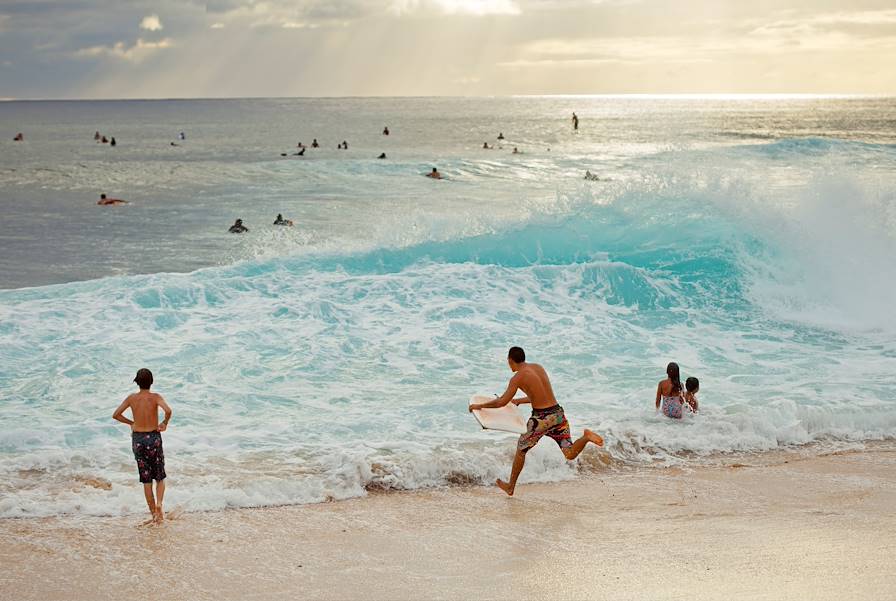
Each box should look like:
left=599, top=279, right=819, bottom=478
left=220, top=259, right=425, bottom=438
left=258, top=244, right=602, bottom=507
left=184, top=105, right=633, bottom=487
left=97, top=193, right=127, bottom=206
left=113, top=368, right=172, bottom=524
left=229, top=219, right=249, bottom=233
left=426, top=167, right=441, bottom=179
left=469, top=347, right=604, bottom=496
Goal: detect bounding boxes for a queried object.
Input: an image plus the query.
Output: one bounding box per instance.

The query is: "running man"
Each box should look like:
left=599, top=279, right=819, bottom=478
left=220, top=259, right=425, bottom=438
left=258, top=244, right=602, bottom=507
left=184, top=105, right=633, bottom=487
left=113, top=368, right=172, bottom=523
left=469, top=347, right=603, bottom=496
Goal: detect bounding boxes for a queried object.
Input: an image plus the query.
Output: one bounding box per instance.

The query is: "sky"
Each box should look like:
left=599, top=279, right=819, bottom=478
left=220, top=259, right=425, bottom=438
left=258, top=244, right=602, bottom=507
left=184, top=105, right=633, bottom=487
left=0, top=0, right=894, bottom=99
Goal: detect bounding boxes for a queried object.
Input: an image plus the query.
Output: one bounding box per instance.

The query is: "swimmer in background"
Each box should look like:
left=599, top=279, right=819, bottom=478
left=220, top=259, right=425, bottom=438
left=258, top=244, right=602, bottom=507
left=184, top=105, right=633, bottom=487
left=572, top=112, right=579, bottom=130
left=383, top=126, right=390, bottom=135
left=273, top=213, right=294, bottom=226
left=483, top=142, right=491, bottom=149
left=584, top=170, right=600, bottom=181
left=497, top=132, right=505, bottom=140
left=97, top=193, right=127, bottom=205
left=110, top=137, right=117, bottom=147
left=684, top=377, right=699, bottom=413
left=378, top=152, right=386, bottom=159
left=13, top=133, right=24, bottom=141
left=426, top=167, right=441, bottom=179
left=512, top=147, right=520, bottom=154
left=228, top=219, right=249, bottom=233
left=311, top=139, right=319, bottom=148
left=94, top=131, right=101, bottom=141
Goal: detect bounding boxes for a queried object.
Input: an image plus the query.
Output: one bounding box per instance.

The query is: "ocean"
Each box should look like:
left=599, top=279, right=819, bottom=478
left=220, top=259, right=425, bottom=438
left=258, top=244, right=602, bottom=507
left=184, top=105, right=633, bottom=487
left=1, top=96, right=895, bottom=517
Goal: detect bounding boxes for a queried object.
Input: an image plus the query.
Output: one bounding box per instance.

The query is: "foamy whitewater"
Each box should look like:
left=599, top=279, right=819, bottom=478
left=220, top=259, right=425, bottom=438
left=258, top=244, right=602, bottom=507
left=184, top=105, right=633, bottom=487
left=1, top=97, right=895, bottom=517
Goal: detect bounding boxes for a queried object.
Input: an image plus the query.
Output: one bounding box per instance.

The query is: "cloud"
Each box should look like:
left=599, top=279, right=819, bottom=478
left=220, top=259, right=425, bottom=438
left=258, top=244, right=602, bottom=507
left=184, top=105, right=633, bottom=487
left=75, top=38, right=174, bottom=62
left=139, top=14, right=163, bottom=31
left=391, top=0, right=520, bottom=16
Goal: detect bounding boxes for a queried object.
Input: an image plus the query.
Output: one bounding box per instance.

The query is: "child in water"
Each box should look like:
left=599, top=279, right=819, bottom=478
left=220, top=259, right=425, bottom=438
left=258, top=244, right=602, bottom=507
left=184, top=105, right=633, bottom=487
left=684, top=377, right=699, bottom=413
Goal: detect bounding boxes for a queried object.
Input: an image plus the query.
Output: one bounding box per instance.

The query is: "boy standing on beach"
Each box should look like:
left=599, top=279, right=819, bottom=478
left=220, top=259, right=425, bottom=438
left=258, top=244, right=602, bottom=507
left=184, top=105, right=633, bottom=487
left=113, top=368, right=172, bottom=523
left=469, top=347, right=603, bottom=496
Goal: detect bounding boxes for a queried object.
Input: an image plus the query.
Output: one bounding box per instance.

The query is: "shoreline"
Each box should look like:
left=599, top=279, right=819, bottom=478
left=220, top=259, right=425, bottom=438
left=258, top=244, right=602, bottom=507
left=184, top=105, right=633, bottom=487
left=3, top=445, right=894, bottom=600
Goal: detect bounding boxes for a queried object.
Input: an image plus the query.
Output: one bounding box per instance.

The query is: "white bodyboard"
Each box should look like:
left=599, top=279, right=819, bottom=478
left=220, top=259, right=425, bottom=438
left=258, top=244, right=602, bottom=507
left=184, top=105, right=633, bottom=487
left=469, top=394, right=528, bottom=434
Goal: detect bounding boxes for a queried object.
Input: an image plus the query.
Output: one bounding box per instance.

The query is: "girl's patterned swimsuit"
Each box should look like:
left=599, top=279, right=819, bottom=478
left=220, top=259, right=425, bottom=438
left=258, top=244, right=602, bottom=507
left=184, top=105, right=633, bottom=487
left=661, top=395, right=684, bottom=419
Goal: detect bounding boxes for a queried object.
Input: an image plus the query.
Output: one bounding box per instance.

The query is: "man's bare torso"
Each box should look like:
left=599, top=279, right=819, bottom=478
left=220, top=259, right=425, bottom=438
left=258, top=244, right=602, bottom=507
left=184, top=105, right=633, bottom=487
left=128, top=391, right=164, bottom=432
left=515, top=363, right=557, bottom=409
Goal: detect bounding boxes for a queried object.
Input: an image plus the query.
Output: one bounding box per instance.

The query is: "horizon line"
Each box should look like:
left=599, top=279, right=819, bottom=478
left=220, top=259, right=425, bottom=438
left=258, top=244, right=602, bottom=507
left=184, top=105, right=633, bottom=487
left=1, top=93, right=893, bottom=103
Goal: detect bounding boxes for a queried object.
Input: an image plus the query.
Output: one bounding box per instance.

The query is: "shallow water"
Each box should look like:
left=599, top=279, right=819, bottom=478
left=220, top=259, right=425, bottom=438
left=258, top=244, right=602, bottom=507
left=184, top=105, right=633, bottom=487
left=1, top=97, right=895, bottom=516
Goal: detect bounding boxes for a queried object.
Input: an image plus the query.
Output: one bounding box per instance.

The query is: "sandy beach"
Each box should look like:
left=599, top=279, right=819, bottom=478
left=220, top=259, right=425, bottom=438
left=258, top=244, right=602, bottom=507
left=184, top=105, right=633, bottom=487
left=2, top=445, right=894, bottom=601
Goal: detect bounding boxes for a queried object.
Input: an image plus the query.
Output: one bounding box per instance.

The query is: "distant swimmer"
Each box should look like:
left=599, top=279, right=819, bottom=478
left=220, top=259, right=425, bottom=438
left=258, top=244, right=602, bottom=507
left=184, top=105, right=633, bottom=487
left=273, top=213, right=294, bottom=226
left=179, top=132, right=186, bottom=140
left=101, top=136, right=109, bottom=144
left=13, top=133, right=23, bottom=141
left=584, top=170, right=600, bottom=181
left=97, top=193, right=127, bottom=206
left=378, top=152, right=386, bottom=159
left=110, top=137, right=117, bottom=147
left=170, top=142, right=179, bottom=147
left=572, top=112, right=579, bottom=130
left=342, top=140, right=348, bottom=149
left=383, top=126, right=390, bottom=136
left=426, top=167, right=441, bottom=179
left=228, top=219, right=249, bottom=234
left=512, top=147, right=520, bottom=154
left=297, top=142, right=305, bottom=148
left=656, top=362, right=684, bottom=419
left=497, top=132, right=505, bottom=140
left=483, top=142, right=491, bottom=149
left=311, top=139, right=319, bottom=148
left=469, top=347, right=603, bottom=497
left=94, top=131, right=101, bottom=141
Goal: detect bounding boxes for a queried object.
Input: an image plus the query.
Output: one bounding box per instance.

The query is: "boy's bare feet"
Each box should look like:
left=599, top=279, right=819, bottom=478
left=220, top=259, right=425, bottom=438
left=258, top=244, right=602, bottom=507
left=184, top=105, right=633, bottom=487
left=154, top=503, right=164, bottom=523
left=496, top=479, right=515, bottom=496
left=584, top=429, right=604, bottom=446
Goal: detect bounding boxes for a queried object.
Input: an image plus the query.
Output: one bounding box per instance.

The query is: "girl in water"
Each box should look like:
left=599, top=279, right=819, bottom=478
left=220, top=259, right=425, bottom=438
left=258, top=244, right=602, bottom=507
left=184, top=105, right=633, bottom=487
left=655, top=362, right=684, bottom=419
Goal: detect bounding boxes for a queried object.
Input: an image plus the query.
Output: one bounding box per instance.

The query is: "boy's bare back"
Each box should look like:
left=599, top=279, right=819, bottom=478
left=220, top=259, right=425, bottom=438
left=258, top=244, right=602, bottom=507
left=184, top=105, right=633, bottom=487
left=124, top=390, right=169, bottom=432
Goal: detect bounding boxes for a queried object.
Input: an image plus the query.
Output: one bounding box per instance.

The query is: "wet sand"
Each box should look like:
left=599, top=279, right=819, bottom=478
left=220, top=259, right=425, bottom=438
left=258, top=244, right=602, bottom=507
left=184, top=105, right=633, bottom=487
left=2, top=446, right=894, bottom=601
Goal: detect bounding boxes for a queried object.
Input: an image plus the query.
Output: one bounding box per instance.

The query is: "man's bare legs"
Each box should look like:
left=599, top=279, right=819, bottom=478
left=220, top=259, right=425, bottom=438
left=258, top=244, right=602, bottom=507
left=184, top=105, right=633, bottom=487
left=497, top=429, right=603, bottom=496
left=562, top=429, right=604, bottom=461
left=154, top=480, right=166, bottom=522
left=496, top=449, right=526, bottom=496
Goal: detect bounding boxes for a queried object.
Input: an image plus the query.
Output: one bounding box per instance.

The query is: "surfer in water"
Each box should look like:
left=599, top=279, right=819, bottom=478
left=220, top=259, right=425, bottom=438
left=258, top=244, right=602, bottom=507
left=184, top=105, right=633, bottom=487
left=228, top=219, right=248, bottom=233
left=426, top=167, right=441, bottom=179
left=97, top=194, right=127, bottom=205
left=469, top=347, right=604, bottom=496
left=273, top=213, right=293, bottom=226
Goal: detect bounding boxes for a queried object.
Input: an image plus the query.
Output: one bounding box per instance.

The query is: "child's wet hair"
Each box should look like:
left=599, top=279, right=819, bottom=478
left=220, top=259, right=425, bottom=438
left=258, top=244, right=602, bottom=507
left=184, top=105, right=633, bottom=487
left=686, top=377, right=699, bottom=393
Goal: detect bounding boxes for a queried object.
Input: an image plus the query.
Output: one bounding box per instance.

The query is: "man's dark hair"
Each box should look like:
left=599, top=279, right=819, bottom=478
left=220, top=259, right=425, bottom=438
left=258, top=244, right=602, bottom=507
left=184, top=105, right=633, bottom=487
left=508, top=346, right=525, bottom=363
left=686, top=377, right=699, bottom=393
left=134, top=368, right=153, bottom=390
